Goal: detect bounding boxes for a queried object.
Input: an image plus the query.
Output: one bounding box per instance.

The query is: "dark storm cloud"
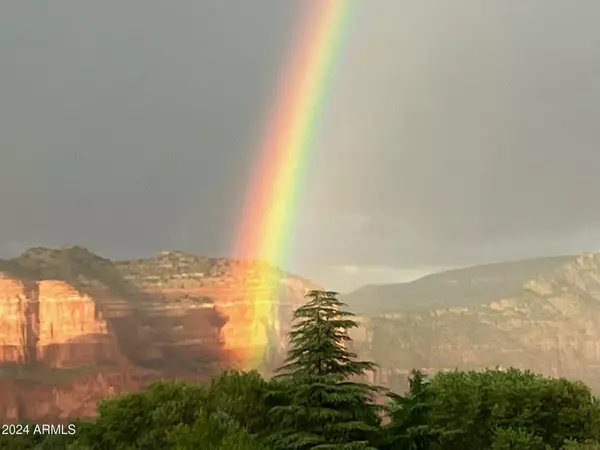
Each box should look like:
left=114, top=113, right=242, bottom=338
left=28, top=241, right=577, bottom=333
left=0, top=0, right=302, bottom=259
left=2, top=1, right=600, bottom=292
left=290, top=0, right=600, bottom=289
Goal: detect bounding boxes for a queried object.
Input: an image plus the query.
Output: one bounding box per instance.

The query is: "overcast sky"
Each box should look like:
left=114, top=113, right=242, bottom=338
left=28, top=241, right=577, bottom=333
left=1, top=1, right=600, bottom=292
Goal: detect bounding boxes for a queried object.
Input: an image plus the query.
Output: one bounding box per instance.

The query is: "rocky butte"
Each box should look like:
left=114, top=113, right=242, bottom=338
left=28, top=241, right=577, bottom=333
left=0, top=246, right=318, bottom=421
left=342, top=252, right=600, bottom=394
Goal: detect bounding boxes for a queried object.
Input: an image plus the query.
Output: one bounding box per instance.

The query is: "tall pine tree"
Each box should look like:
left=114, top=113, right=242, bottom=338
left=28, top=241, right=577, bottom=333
left=265, top=290, right=384, bottom=450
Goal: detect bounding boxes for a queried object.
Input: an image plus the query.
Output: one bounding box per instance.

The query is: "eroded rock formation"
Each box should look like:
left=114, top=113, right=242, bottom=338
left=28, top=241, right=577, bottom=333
left=0, top=246, right=317, bottom=421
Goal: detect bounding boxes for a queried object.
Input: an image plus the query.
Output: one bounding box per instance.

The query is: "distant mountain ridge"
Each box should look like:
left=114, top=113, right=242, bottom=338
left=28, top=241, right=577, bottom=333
left=342, top=255, right=576, bottom=314
left=342, top=252, right=600, bottom=394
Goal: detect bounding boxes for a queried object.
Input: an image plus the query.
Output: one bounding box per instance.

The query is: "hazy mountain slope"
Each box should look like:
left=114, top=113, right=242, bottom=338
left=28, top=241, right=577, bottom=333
left=342, top=255, right=574, bottom=314
left=342, top=253, right=600, bottom=394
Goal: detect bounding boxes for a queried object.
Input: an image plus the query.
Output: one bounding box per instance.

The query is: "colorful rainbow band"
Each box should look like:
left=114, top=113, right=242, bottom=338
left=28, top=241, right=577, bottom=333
left=229, top=0, right=355, bottom=369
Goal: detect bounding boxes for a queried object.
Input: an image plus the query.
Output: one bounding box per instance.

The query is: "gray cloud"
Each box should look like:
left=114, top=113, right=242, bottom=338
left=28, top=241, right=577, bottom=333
left=0, top=0, right=302, bottom=258
left=291, top=0, right=600, bottom=289
left=1, top=1, right=600, bottom=292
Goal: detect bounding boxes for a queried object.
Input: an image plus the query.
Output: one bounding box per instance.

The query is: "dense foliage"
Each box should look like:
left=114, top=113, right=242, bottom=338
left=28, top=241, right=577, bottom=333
left=1, top=290, right=600, bottom=449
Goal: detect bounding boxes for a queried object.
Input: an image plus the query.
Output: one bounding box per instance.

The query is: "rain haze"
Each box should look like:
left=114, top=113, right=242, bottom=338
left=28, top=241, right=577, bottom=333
left=1, top=1, right=599, bottom=292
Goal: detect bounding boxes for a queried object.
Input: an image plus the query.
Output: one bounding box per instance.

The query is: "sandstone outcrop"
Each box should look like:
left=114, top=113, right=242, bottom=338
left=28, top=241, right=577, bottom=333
left=0, top=246, right=317, bottom=421
left=343, top=253, right=600, bottom=394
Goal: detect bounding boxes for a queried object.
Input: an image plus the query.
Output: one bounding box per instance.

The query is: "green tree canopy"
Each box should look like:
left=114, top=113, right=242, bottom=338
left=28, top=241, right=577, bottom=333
left=385, top=368, right=600, bottom=450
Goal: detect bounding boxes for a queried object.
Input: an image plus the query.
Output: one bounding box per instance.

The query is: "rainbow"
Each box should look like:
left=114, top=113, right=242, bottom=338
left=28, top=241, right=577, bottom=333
left=228, top=0, right=355, bottom=369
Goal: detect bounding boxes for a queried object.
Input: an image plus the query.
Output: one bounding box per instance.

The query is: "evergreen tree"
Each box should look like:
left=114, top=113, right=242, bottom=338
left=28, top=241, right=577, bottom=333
left=264, top=290, right=384, bottom=450
left=380, top=370, right=446, bottom=450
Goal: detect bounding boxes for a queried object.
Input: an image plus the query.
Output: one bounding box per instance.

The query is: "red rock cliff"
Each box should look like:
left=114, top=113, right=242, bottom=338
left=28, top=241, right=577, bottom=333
left=0, top=246, right=317, bottom=421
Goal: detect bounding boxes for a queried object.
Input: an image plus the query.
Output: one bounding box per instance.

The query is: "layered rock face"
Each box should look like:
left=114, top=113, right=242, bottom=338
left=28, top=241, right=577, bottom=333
left=344, top=253, right=600, bottom=394
left=0, top=246, right=316, bottom=421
